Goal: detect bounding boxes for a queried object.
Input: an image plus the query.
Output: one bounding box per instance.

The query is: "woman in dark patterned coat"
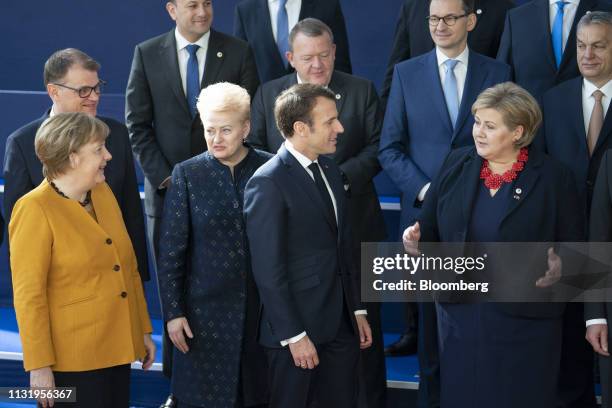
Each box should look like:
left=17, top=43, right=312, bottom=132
left=157, top=82, right=272, bottom=408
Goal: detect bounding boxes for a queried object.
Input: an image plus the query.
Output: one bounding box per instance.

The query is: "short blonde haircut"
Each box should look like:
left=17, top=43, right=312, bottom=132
left=35, top=112, right=109, bottom=179
left=471, top=82, right=542, bottom=148
left=196, top=82, right=251, bottom=123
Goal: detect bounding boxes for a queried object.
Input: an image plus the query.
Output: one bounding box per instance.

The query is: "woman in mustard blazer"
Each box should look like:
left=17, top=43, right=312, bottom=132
left=9, top=112, right=155, bottom=408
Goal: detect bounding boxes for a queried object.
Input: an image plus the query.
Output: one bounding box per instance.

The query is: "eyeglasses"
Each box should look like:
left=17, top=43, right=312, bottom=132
left=52, top=80, right=106, bottom=98
left=426, top=14, right=468, bottom=26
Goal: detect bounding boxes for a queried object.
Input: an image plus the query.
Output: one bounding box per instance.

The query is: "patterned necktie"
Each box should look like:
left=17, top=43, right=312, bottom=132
left=443, top=59, right=460, bottom=127
left=552, top=1, right=567, bottom=68
left=277, top=0, right=289, bottom=66
left=587, top=90, right=605, bottom=156
left=186, top=44, right=200, bottom=118
left=308, top=162, right=336, bottom=226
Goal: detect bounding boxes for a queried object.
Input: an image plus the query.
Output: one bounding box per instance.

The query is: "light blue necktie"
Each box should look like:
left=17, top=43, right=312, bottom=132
left=552, top=1, right=567, bottom=68
left=277, top=0, right=289, bottom=66
left=443, top=59, right=460, bottom=127
left=186, top=44, right=200, bottom=118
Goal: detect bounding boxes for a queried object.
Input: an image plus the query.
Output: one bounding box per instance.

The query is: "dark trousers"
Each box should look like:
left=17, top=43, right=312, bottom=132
left=358, top=302, right=387, bottom=408
left=148, top=214, right=174, bottom=379
left=417, top=302, right=440, bottom=408
left=557, top=302, right=596, bottom=408
left=49, top=364, right=130, bottom=408
left=264, top=311, right=359, bottom=408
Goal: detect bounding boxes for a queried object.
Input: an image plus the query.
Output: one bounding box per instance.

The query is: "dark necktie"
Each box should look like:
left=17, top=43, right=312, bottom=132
left=186, top=44, right=200, bottom=118
left=308, top=162, right=336, bottom=226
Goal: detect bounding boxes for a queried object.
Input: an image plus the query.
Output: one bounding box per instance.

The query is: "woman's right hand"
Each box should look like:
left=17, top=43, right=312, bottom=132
left=30, top=366, right=54, bottom=407
left=402, top=221, right=421, bottom=256
left=167, top=317, right=194, bottom=354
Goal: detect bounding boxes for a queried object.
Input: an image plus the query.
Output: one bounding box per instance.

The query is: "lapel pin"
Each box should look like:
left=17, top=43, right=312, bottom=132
left=513, top=195, right=520, bottom=200
left=515, top=188, right=522, bottom=195
left=217, top=52, right=223, bottom=58
left=476, top=8, right=482, bottom=15
left=335, top=94, right=341, bottom=100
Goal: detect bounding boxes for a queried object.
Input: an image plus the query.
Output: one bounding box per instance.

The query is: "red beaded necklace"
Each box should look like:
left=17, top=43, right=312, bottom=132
left=480, top=147, right=529, bottom=190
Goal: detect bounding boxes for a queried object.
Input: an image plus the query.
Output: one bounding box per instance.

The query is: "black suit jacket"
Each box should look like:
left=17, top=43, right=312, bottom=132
left=244, top=146, right=360, bottom=348
left=587, top=150, right=612, bottom=322
left=234, top=0, right=352, bottom=84
left=380, top=0, right=514, bottom=106
left=540, top=77, right=612, bottom=219
left=419, top=146, right=584, bottom=318
left=248, top=70, right=386, bottom=244
left=126, top=29, right=260, bottom=218
left=3, top=112, right=149, bottom=281
left=497, top=0, right=612, bottom=102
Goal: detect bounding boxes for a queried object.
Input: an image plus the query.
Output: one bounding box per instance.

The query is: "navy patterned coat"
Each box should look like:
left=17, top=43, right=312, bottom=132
left=157, top=148, right=271, bottom=407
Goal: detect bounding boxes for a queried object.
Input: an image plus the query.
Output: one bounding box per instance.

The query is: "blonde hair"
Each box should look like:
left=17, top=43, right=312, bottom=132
left=35, top=112, right=109, bottom=179
left=196, top=82, right=251, bottom=123
left=471, top=82, right=542, bottom=148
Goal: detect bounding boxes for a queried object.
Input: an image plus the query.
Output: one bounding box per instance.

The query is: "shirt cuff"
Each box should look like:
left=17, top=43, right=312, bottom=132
left=417, top=183, right=431, bottom=202
left=354, top=310, right=367, bottom=316
left=586, top=318, right=607, bottom=327
left=280, top=331, right=307, bottom=347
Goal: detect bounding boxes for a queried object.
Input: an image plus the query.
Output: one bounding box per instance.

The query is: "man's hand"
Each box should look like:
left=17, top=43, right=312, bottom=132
left=288, top=335, right=319, bottom=370
left=586, top=324, right=610, bottom=356
left=536, top=247, right=562, bottom=288
left=167, top=317, right=194, bottom=354
left=141, top=333, right=156, bottom=370
left=30, top=366, right=54, bottom=407
left=356, top=314, right=373, bottom=349
left=402, top=222, right=421, bottom=256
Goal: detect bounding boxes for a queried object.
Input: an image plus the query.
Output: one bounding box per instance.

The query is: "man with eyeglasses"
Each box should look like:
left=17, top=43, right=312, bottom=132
left=379, top=0, right=510, bottom=406
left=380, top=0, right=514, bottom=109
left=3, top=48, right=149, bottom=284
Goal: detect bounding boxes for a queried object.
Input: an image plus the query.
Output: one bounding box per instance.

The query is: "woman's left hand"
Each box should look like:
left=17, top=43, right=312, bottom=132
left=141, top=334, right=156, bottom=370
left=536, top=247, right=562, bottom=288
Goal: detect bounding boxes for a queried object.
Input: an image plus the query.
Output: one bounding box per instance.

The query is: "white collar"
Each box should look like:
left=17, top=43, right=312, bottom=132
left=284, top=139, right=317, bottom=168
left=549, top=0, right=579, bottom=6
left=174, top=27, right=210, bottom=51
left=583, top=77, right=612, bottom=97
left=436, top=45, right=469, bottom=67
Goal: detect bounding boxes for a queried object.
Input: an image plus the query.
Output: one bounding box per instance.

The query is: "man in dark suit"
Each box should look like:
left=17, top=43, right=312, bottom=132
left=381, top=0, right=514, bottom=107
left=3, top=48, right=148, bottom=282
left=497, top=0, right=612, bottom=103
left=125, top=0, right=259, bottom=399
left=587, top=148, right=612, bottom=408
left=234, top=0, right=351, bottom=83
left=540, top=11, right=612, bottom=408
left=244, top=83, right=372, bottom=408
left=379, top=0, right=510, bottom=406
left=247, top=18, right=387, bottom=408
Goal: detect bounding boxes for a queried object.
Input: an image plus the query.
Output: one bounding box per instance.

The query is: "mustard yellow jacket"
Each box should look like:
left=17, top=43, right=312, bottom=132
left=9, top=180, right=152, bottom=372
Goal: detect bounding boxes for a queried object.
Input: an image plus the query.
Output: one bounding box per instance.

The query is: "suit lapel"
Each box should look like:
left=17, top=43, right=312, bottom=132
left=259, top=0, right=285, bottom=67
left=298, top=0, right=314, bottom=19
left=453, top=51, right=487, bottom=140
left=534, top=0, right=558, bottom=74
left=328, top=72, right=347, bottom=115
left=319, top=158, right=343, bottom=232
left=424, top=50, right=454, bottom=134
left=460, top=151, right=483, bottom=234
left=160, top=31, right=190, bottom=115
left=500, top=149, right=543, bottom=225
left=594, top=101, right=612, bottom=155
left=279, top=146, right=337, bottom=232
left=202, top=30, right=224, bottom=88
left=568, top=79, right=590, bottom=157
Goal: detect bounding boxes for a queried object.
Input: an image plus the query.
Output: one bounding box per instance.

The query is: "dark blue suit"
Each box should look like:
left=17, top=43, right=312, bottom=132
left=419, top=146, right=584, bottom=408
left=233, top=0, right=352, bottom=83
left=539, top=76, right=609, bottom=408
left=379, top=49, right=510, bottom=408
left=157, top=148, right=271, bottom=407
left=3, top=111, right=149, bottom=281
left=497, top=0, right=612, bottom=102
left=244, top=144, right=360, bottom=407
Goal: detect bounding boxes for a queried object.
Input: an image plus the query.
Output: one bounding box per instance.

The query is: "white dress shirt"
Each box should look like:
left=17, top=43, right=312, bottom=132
left=549, top=0, right=579, bottom=53
left=417, top=46, right=470, bottom=202
left=582, top=78, right=612, bottom=135
left=268, top=0, right=301, bottom=43
left=175, top=28, right=210, bottom=95
left=280, top=140, right=366, bottom=346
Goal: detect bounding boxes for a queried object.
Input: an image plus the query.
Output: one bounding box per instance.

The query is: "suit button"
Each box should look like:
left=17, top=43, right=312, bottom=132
left=113, top=265, right=121, bottom=272
left=120, top=291, right=127, bottom=298
left=106, top=238, right=113, bottom=245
